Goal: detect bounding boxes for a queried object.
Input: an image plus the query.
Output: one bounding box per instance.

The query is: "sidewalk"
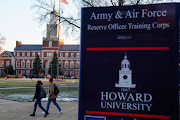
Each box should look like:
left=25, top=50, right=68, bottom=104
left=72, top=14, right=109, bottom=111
left=0, top=99, right=78, bottom=120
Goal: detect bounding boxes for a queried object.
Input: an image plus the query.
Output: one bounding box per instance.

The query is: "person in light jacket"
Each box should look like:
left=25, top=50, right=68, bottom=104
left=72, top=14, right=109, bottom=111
left=44, top=77, right=62, bottom=117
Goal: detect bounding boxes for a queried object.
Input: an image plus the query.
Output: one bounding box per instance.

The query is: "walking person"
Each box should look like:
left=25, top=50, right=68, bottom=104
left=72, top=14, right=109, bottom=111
left=30, top=81, right=48, bottom=117
left=44, top=77, right=62, bottom=117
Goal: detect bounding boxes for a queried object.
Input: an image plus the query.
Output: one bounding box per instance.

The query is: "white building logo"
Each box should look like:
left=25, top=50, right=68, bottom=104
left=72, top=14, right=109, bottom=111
left=115, top=54, right=136, bottom=88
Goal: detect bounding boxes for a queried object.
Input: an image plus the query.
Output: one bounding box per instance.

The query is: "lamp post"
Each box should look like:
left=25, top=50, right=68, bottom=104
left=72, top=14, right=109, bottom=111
left=57, top=0, right=60, bottom=81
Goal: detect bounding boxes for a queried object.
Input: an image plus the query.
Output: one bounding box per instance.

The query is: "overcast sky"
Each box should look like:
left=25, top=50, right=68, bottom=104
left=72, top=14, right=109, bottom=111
left=0, top=0, right=79, bottom=52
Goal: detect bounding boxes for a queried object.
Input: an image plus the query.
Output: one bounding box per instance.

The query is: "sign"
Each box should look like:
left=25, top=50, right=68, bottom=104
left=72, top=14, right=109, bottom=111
left=79, top=3, right=179, bottom=120
left=85, top=115, right=106, bottom=120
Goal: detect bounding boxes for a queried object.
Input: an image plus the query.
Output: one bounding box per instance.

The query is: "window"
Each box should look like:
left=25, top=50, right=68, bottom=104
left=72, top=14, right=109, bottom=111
left=70, top=71, right=74, bottom=76
left=76, top=61, right=79, bottom=68
left=22, top=52, right=25, bottom=56
left=65, top=53, right=68, bottom=57
left=21, top=60, right=25, bottom=68
left=70, top=61, right=74, bottom=68
left=26, top=70, right=30, bottom=75
left=65, top=61, right=69, bottom=68
left=32, top=52, right=35, bottom=57
left=47, top=53, right=53, bottom=57
left=27, top=52, right=30, bottom=56
left=60, top=53, right=63, bottom=57
left=60, top=61, right=63, bottom=68
left=26, top=60, right=30, bottom=68
left=46, top=61, right=50, bottom=69
left=75, top=71, right=79, bottom=76
left=31, top=61, right=34, bottom=68
left=49, top=41, right=52, bottom=47
left=38, top=52, right=41, bottom=57
left=71, top=53, right=74, bottom=57
left=76, top=53, right=79, bottom=57
left=0, top=61, right=4, bottom=67
left=64, top=71, right=68, bottom=75
left=6, top=61, right=10, bottom=67
left=16, top=70, right=19, bottom=75
left=16, top=60, right=20, bottom=67
left=21, top=70, right=25, bottom=75
left=17, top=52, right=20, bottom=56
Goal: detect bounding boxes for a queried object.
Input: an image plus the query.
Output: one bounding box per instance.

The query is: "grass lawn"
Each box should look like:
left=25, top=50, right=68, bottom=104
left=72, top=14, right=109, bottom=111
left=0, top=79, right=79, bottom=88
left=0, top=79, right=79, bottom=102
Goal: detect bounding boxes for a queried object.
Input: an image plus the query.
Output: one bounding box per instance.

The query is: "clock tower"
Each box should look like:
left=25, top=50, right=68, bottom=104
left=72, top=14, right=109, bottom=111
left=115, top=54, right=136, bottom=88
left=42, top=3, right=64, bottom=50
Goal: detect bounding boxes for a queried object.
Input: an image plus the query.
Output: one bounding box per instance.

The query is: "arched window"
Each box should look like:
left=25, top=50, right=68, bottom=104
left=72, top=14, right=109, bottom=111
left=21, top=60, right=25, bottom=68
left=70, top=61, right=74, bottom=68
left=65, top=61, right=69, bottom=68
left=26, top=60, right=30, bottom=68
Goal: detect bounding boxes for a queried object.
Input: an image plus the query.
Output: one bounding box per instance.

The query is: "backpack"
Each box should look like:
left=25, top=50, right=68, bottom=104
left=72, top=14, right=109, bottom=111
left=54, top=84, right=59, bottom=95
left=40, top=86, right=46, bottom=98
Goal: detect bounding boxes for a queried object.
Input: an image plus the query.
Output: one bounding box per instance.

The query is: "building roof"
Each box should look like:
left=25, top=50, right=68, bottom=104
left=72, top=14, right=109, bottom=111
left=14, top=44, right=80, bottom=51
left=15, top=45, right=42, bottom=51
left=59, top=45, right=80, bottom=51
left=5, top=51, right=14, bottom=56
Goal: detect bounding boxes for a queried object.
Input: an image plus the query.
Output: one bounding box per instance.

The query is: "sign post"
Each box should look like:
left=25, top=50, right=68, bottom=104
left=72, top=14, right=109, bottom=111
left=79, top=3, right=179, bottom=120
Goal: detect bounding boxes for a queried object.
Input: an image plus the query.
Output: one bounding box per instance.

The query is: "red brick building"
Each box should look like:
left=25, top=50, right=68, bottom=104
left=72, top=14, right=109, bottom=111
left=0, top=8, right=80, bottom=77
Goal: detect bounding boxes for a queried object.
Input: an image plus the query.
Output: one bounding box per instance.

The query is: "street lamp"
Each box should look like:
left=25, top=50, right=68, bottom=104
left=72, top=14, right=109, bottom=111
left=57, top=0, right=61, bottom=81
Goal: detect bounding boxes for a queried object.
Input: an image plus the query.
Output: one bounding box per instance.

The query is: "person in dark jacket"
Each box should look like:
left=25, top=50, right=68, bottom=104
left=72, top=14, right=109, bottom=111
left=30, top=81, right=48, bottom=117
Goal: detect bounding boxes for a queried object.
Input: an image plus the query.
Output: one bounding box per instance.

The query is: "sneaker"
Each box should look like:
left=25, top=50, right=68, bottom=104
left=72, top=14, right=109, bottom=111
left=42, top=112, right=45, bottom=114
left=30, top=113, right=35, bottom=116
left=44, top=112, right=49, bottom=117
left=58, top=110, right=63, bottom=114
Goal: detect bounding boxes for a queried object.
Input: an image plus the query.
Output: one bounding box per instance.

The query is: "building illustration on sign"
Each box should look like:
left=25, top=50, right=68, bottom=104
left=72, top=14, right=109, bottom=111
left=115, top=54, right=136, bottom=88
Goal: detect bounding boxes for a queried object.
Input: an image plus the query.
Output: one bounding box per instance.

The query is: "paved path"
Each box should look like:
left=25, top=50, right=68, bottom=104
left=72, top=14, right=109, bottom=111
left=0, top=99, right=78, bottom=120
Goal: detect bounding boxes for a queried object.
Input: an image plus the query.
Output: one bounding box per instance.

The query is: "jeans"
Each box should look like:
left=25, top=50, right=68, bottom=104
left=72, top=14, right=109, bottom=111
left=33, top=99, right=46, bottom=113
left=46, top=98, right=61, bottom=112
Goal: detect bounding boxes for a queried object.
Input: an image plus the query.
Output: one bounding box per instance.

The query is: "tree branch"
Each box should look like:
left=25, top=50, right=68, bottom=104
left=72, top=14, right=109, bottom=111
left=136, top=0, right=141, bottom=5
left=60, top=16, right=80, bottom=29
left=82, top=0, right=94, bottom=7
left=110, top=0, right=116, bottom=6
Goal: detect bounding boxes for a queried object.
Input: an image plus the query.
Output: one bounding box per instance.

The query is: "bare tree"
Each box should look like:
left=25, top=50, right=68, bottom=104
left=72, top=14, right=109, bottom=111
left=31, top=0, right=178, bottom=36
left=0, top=33, right=6, bottom=52
left=31, top=0, right=80, bottom=36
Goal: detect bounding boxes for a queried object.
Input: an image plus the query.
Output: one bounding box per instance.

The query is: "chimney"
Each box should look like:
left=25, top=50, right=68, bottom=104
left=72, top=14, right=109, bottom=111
left=16, top=41, right=22, bottom=47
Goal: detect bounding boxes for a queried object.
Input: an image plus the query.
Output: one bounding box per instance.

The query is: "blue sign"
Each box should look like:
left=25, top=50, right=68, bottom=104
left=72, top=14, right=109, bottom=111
left=79, top=3, right=179, bottom=120
left=85, top=115, right=106, bottom=120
